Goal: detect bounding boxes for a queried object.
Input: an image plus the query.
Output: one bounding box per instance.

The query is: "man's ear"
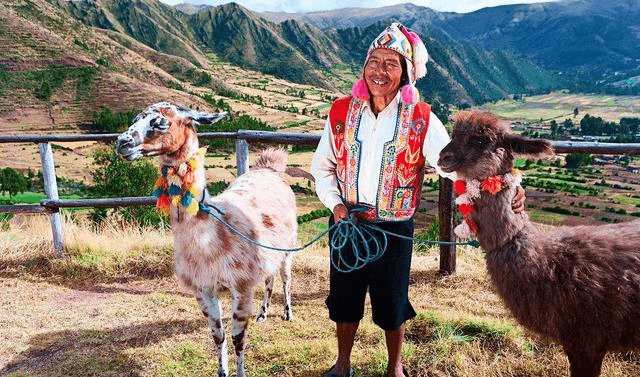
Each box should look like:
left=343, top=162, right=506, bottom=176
left=506, top=133, right=554, bottom=156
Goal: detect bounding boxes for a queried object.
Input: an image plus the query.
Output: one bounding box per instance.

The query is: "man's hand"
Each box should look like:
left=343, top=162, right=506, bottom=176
left=512, top=186, right=526, bottom=213
left=333, top=203, right=349, bottom=223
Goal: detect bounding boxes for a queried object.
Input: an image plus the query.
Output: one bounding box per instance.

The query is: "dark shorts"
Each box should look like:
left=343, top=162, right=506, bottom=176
left=325, top=217, right=417, bottom=331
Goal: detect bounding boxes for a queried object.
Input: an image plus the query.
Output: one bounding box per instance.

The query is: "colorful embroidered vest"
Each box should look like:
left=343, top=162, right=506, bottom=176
left=329, top=96, right=430, bottom=221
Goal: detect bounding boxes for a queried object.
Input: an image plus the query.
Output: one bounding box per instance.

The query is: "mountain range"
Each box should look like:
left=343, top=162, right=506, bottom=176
left=1, top=0, right=639, bottom=130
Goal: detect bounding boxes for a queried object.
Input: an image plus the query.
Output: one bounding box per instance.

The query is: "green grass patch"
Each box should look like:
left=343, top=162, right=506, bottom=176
left=609, top=194, right=640, bottom=206
left=407, top=311, right=523, bottom=354
left=0, top=192, right=85, bottom=204
left=527, top=208, right=568, bottom=225
left=314, top=103, right=332, bottom=110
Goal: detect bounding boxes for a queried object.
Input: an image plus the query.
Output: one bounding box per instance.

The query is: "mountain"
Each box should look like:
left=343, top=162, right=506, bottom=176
left=0, top=0, right=579, bottom=131
left=260, top=3, right=447, bottom=30
left=263, top=1, right=640, bottom=95
left=188, top=3, right=348, bottom=88
left=31, top=0, right=562, bottom=106
left=329, top=20, right=562, bottom=106
left=434, top=0, right=640, bottom=70
left=0, top=0, right=216, bottom=131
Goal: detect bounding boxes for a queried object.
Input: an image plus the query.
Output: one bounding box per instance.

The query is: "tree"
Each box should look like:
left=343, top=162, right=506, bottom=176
left=0, top=167, right=27, bottom=199
left=431, top=100, right=451, bottom=124
left=550, top=120, right=558, bottom=137
left=565, top=153, right=594, bottom=169
left=90, top=146, right=164, bottom=227
left=563, top=118, right=573, bottom=130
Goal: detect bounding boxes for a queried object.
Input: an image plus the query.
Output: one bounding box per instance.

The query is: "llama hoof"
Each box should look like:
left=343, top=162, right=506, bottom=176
left=282, top=311, right=293, bottom=321
left=255, top=313, right=268, bottom=322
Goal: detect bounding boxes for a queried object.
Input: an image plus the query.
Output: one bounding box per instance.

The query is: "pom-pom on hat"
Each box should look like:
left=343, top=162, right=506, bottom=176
left=352, top=22, right=429, bottom=104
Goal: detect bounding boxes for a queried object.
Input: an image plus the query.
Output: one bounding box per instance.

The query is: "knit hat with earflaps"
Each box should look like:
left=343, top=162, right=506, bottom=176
left=351, top=22, right=429, bottom=104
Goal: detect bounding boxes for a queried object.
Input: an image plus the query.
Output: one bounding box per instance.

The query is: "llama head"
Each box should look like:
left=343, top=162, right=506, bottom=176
left=116, top=102, right=226, bottom=161
left=438, top=110, right=553, bottom=180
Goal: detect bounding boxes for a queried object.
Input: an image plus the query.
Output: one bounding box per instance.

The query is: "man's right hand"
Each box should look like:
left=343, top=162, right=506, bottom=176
left=333, top=203, right=349, bottom=223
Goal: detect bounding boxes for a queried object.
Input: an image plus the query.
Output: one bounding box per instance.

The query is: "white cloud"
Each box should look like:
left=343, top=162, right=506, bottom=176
left=158, top=0, right=560, bottom=14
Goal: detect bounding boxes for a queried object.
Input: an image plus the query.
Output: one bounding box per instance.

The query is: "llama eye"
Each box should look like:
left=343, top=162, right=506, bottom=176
left=150, top=116, right=167, bottom=130
left=474, top=137, right=489, bottom=148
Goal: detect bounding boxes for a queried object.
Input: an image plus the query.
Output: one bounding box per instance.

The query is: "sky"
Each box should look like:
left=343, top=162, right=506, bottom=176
left=157, top=0, right=561, bottom=14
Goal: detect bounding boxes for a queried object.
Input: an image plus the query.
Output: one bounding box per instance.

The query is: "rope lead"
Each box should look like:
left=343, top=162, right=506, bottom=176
left=199, top=202, right=480, bottom=273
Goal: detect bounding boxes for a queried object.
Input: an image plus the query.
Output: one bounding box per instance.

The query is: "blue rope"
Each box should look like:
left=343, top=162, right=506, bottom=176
left=197, top=202, right=480, bottom=273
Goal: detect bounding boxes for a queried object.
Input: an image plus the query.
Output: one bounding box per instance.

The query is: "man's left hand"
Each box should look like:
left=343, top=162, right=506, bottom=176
left=512, top=186, right=526, bottom=213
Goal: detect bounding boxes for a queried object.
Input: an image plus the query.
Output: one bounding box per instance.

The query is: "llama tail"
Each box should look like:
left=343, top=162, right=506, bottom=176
left=253, top=148, right=288, bottom=173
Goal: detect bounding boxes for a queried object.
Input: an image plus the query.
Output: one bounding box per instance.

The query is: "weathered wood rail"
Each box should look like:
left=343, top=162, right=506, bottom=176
left=1, top=131, right=639, bottom=274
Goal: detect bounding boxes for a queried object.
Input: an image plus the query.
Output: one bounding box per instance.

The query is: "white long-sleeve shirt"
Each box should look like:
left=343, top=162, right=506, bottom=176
left=311, top=92, right=456, bottom=212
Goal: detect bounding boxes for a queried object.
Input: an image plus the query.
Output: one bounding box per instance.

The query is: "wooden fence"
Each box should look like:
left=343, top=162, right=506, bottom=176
left=1, top=130, right=639, bottom=274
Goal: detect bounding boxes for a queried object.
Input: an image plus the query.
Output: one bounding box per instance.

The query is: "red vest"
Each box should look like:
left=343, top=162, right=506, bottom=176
left=329, top=96, right=430, bottom=221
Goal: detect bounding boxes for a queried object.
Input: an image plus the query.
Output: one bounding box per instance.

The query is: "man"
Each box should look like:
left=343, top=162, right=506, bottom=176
left=311, top=22, right=523, bottom=377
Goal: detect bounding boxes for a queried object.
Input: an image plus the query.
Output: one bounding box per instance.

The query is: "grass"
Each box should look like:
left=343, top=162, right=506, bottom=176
left=527, top=208, right=569, bottom=225
left=609, top=194, right=640, bottom=206
left=1, top=214, right=639, bottom=376
left=0, top=192, right=85, bottom=204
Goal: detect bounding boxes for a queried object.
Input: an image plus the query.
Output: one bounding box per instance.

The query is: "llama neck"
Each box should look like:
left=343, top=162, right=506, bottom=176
left=472, top=187, right=532, bottom=252
left=154, top=137, right=208, bottom=220
left=159, top=132, right=200, bottom=168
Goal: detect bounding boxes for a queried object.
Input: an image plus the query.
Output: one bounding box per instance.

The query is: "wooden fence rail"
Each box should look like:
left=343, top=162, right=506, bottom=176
left=1, top=131, right=639, bottom=274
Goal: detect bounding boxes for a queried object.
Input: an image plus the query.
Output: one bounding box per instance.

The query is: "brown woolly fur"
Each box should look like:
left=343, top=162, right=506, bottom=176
left=438, top=110, right=640, bottom=377
left=116, top=102, right=297, bottom=377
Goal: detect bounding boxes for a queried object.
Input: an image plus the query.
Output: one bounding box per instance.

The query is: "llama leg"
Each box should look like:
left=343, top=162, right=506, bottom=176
left=255, top=275, right=274, bottom=322
left=565, top=348, right=605, bottom=377
left=196, top=288, right=229, bottom=377
left=231, top=289, right=254, bottom=377
left=280, top=253, right=293, bottom=320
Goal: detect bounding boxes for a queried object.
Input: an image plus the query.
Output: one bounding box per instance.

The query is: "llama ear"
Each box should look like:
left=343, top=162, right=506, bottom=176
left=506, top=134, right=554, bottom=156
left=191, top=111, right=228, bottom=125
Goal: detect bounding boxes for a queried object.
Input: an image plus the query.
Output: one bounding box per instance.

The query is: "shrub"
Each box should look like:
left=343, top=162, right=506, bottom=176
left=91, top=108, right=139, bottom=133
left=0, top=167, right=27, bottom=198
left=90, top=146, right=165, bottom=228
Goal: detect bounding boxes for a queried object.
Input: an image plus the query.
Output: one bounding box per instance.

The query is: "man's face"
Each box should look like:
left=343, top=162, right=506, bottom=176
left=364, top=49, right=404, bottom=100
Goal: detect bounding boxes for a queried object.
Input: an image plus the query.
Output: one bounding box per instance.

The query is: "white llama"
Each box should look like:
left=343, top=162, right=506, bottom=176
left=116, top=102, right=297, bottom=377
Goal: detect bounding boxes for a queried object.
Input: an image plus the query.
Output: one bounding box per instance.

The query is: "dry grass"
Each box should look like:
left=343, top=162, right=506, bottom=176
left=1, top=214, right=639, bottom=377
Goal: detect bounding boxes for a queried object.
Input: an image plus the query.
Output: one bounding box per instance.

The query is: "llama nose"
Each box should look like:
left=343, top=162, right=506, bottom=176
left=438, top=149, right=454, bottom=167
left=116, top=134, right=134, bottom=152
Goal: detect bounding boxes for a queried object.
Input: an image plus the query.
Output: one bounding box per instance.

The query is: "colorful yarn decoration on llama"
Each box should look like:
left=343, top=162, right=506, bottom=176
left=453, top=169, right=522, bottom=239
left=152, top=147, right=206, bottom=216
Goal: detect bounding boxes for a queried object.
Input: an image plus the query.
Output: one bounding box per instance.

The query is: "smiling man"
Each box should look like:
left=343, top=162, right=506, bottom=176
left=311, top=22, right=452, bottom=377
left=311, top=22, right=523, bottom=377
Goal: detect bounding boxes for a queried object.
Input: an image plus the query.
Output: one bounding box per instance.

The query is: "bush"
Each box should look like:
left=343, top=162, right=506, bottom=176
left=297, top=208, right=331, bottom=224
left=90, top=146, right=165, bottom=228
left=565, top=153, right=594, bottom=169
left=541, top=206, right=579, bottom=216
left=208, top=181, right=229, bottom=196
left=0, top=167, right=27, bottom=198
left=91, top=108, right=139, bottom=133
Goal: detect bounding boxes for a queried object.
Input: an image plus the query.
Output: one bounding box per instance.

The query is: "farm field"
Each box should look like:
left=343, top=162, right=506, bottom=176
left=477, top=91, right=640, bottom=124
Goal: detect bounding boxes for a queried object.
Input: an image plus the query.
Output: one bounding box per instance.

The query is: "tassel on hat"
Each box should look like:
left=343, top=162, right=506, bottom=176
left=401, top=85, right=419, bottom=104
left=351, top=78, right=370, bottom=101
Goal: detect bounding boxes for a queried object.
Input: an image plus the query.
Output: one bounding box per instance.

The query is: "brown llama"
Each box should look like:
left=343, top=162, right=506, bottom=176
left=116, top=102, right=297, bottom=377
left=437, top=110, right=640, bottom=377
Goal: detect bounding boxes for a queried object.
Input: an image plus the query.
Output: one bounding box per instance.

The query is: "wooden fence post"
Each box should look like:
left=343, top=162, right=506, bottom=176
left=438, top=176, right=456, bottom=275
left=38, top=142, right=65, bottom=256
left=236, top=138, right=249, bottom=176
